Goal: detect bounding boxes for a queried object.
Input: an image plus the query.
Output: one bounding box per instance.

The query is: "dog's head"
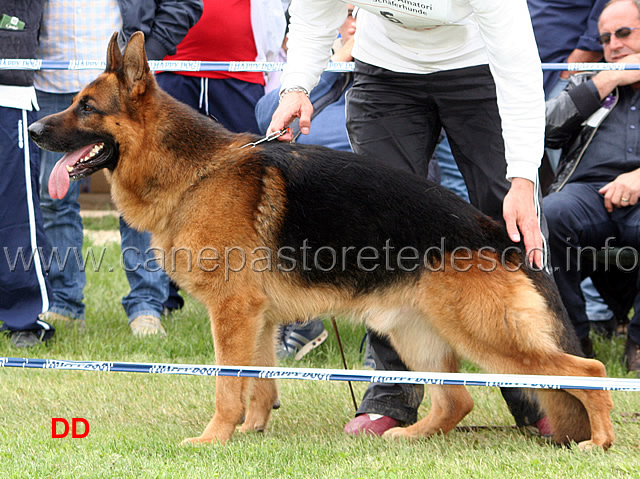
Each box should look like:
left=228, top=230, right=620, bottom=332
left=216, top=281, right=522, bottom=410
left=28, top=32, right=152, bottom=199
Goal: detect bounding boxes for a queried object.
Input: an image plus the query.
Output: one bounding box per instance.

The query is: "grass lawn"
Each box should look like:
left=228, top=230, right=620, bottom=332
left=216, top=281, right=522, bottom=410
left=1, top=224, right=639, bottom=478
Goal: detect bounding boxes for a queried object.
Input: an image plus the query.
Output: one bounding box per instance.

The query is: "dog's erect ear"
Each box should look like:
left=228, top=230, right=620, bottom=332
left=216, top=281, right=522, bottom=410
left=122, top=31, right=151, bottom=97
left=105, top=32, right=123, bottom=73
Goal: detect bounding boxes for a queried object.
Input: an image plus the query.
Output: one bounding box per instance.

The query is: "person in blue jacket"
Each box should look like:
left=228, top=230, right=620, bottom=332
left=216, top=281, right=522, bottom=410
left=0, top=0, right=55, bottom=347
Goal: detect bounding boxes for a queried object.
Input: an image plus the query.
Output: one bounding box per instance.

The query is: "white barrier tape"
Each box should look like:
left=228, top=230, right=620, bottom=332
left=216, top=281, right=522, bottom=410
left=2, top=60, right=633, bottom=73
left=0, top=59, right=355, bottom=72
left=1, top=357, right=639, bottom=391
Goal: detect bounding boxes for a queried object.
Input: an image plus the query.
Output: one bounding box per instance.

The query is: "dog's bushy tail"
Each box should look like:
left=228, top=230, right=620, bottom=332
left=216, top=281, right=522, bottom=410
left=523, top=268, right=592, bottom=445
left=534, top=389, right=591, bottom=445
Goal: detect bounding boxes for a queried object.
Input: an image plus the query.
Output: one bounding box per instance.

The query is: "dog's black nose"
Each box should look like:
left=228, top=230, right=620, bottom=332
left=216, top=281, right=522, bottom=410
left=28, top=121, right=46, bottom=142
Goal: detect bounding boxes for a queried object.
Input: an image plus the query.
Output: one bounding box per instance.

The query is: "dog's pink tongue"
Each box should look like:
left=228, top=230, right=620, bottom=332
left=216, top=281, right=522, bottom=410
left=48, top=145, right=95, bottom=199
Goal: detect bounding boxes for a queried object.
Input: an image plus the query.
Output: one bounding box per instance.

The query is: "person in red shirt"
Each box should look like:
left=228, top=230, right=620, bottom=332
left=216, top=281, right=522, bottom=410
left=156, top=0, right=285, bottom=134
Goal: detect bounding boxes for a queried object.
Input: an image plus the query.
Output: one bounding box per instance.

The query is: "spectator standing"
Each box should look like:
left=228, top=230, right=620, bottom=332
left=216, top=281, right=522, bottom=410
left=35, top=0, right=203, bottom=336
left=155, top=0, right=286, bottom=135
left=0, top=0, right=55, bottom=348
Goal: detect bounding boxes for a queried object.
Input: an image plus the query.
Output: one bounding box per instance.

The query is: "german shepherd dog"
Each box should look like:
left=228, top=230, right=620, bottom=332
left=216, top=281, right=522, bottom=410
left=29, top=32, right=615, bottom=449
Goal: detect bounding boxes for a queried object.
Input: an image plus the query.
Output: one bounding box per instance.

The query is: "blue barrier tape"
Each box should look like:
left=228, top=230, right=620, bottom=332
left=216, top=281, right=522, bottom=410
left=0, top=60, right=637, bottom=72
left=1, top=357, right=639, bottom=391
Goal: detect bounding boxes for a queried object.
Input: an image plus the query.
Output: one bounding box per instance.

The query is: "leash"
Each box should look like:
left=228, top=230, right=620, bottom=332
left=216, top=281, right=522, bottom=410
left=330, top=316, right=359, bottom=413
left=239, top=128, right=289, bottom=149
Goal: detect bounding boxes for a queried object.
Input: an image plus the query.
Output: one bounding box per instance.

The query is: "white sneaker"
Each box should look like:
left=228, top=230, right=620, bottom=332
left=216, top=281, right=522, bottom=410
left=130, top=315, right=166, bottom=337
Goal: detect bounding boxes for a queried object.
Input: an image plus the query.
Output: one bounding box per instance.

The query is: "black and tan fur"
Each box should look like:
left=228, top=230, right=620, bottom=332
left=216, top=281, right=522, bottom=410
left=29, top=32, right=615, bottom=449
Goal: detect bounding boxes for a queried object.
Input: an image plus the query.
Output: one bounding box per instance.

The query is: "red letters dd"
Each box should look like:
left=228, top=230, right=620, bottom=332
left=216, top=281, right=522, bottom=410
left=51, top=418, right=89, bottom=438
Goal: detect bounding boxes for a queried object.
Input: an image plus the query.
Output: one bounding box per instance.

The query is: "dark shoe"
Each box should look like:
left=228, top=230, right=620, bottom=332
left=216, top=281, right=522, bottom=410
left=277, top=319, right=328, bottom=360
left=625, top=338, right=640, bottom=372
left=162, top=280, right=184, bottom=317
left=590, top=317, right=617, bottom=338
left=344, top=413, right=400, bottom=437
left=10, top=329, right=54, bottom=348
left=580, top=336, right=595, bottom=358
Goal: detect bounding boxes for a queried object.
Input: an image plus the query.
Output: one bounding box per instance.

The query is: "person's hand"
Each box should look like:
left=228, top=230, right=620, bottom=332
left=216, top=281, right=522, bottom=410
left=331, top=36, right=355, bottom=62
left=592, top=53, right=640, bottom=99
left=503, top=178, right=544, bottom=269
left=599, top=168, right=640, bottom=212
left=560, top=49, right=603, bottom=79
left=267, top=91, right=314, bottom=142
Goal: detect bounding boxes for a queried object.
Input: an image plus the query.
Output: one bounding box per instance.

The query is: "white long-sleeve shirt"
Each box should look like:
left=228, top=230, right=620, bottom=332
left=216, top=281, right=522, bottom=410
left=282, top=0, right=545, bottom=183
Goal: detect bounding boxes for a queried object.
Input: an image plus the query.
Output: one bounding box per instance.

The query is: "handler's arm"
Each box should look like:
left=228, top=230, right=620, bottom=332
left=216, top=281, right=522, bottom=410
left=470, top=0, right=546, bottom=267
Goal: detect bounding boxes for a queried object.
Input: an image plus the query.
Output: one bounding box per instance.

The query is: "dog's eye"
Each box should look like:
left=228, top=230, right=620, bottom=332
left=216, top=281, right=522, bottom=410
left=82, top=104, right=93, bottom=112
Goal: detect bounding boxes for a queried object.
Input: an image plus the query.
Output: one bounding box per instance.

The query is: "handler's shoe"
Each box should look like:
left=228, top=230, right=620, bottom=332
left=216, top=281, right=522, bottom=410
left=344, top=413, right=400, bottom=437
left=39, top=311, right=86, bottom=329
left=277, top=319, right=328, bottom=360
left=130, top=315, right=166, bottom=337
left=525, top=416, right=554, bottom=438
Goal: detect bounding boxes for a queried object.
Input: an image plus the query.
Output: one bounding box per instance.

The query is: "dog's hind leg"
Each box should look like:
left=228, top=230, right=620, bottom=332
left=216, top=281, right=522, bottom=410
left=529, top=354, right=614, bottom=450
left=419, top=266, right=614, bottom=449
left=238, top=320, right=279, bottom=434
left=372, top=313, right=474, bottom=439
left=182, top=293, right=267, bottom=445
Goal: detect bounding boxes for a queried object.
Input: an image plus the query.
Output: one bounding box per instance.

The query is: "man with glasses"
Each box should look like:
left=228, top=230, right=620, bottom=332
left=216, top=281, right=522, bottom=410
left=544, top=0, right=640, bottom=372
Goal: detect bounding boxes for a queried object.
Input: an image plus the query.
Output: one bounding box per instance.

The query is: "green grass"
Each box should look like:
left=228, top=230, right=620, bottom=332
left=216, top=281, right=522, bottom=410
left=82, top=214, right=119, bottom=231
left=1, top=234, right=639, bottom=478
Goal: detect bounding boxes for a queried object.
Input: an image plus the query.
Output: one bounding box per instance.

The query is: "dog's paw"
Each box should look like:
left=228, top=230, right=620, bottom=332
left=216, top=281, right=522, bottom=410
left=577, top=439, right=611, bottom=451
left=237, top=422, right=266, bottom=434
left=180, top=435, right=227, bottom=445
left=383, top=426, right=417, bottom=440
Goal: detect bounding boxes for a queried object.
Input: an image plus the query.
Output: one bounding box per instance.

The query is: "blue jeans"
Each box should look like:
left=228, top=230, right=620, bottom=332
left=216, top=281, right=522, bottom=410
left=435, top=134, right=469, bottom=202
left=119, top=217, right=169, bottom=322
left=36, top=90, right=169, bottom=321
left=37, top=91, right=86, bottom=319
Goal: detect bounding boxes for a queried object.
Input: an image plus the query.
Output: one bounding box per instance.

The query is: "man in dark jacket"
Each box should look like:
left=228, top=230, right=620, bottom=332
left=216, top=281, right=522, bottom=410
left=544, top=0, right=640, bottom=371
left=0, top=0, right=55, bottom=347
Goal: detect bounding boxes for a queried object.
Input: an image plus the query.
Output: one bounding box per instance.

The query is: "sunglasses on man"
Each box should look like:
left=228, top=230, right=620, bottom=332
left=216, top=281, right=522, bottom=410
left=598, top=26, right=640, bottom=45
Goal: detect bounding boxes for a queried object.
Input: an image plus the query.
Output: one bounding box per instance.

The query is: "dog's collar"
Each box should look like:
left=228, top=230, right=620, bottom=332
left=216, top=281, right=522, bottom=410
left=239, top=128, right=289, bottom=149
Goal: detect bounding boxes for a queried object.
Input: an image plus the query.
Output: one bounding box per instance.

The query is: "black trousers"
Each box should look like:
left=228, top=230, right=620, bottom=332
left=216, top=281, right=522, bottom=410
left=345, top=61, right=543, bottom=426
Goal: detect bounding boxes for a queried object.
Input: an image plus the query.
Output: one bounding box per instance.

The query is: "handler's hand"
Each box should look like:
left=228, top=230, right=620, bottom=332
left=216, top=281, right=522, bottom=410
left=267, top=92, right=314, bottom=142
left=503, top=178, right=544, bottom=269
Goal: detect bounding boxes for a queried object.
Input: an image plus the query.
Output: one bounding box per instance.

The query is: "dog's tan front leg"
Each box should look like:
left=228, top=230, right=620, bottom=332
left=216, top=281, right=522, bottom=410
left=182, top=376, right=250, bottom=445
left=239, top=321, right=279, bottom=433
left=182, top=294, right=266, bottom=445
